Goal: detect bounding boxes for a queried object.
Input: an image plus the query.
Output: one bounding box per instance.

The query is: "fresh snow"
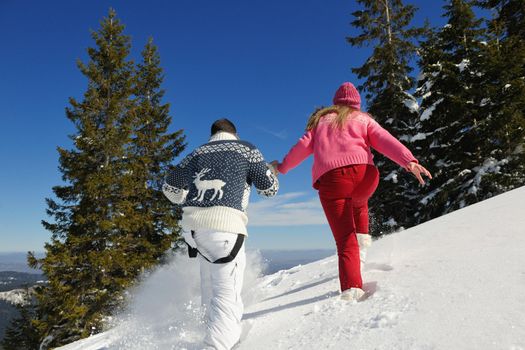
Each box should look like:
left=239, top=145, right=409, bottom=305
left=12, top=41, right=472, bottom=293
left=419, top=178, right=455, bottom=205
left=409, top=132, right=427, bottom=142
left=384, top=171, right=399, bottom=184
left=416, top=64, right=442, bottom=99
left=402, top=94, right=419, bottom=113
left=456, top=59, right=469, bottom=73
left=465, top=157, right=509, bottom=195
left=480, top=98, right=491, bottom=107
left=57, top=187, right=525, bottom=350
left=420, top=98, right=444, bottom=121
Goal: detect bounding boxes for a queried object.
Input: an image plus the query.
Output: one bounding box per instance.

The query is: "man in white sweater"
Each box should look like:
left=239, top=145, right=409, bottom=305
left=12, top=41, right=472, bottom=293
left=163, top=119, right=278, bottom=350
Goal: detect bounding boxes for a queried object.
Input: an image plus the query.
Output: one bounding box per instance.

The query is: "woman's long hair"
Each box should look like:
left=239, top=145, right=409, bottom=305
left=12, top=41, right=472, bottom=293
left=305, top=105, right=358, bottom=131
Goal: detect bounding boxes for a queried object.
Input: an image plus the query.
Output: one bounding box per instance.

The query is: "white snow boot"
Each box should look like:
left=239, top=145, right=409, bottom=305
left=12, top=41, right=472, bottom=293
left=340, top=288, right=365, bottom=302
left=356, top=233, right=372, bottom=273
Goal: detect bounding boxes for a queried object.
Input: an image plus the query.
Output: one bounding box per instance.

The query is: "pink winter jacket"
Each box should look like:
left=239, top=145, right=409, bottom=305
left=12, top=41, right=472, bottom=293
left=277, top=111, right=418, bottom=186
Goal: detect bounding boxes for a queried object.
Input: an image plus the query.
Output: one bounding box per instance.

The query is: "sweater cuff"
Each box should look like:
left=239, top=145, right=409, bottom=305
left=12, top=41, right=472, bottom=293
left=277, top=163, right=288, bottom=174
left=404, top=158, right=418, bottom=170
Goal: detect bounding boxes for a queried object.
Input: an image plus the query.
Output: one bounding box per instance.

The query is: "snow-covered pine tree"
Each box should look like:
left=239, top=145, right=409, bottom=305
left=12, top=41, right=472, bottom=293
left=471, top=0, right=525, bottom=196
left=17, top=10, right=185, bottom=349
left=347, top=0, right=426, bottom=233
left=413, top=0, right=493, bottom=222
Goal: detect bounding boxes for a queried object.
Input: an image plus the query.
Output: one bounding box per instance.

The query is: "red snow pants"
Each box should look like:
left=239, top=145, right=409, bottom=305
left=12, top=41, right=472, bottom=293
left=316, top=164, right=379, bottom=291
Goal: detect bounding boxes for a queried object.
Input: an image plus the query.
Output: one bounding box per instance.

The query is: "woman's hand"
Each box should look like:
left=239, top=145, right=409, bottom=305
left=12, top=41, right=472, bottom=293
left=406, top=162, right=432, bottom=185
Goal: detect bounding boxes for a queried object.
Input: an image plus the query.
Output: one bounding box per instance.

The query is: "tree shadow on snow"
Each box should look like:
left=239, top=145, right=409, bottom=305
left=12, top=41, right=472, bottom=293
left=261, top=276, right=338, bottom=302
left=243, top=290, right=340, bottom=320
left=364, top=262, right=393, bottom=272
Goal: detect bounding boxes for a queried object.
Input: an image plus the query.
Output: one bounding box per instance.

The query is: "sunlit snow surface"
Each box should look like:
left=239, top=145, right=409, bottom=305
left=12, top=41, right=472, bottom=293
left=59, top=187, right=525, bottom=350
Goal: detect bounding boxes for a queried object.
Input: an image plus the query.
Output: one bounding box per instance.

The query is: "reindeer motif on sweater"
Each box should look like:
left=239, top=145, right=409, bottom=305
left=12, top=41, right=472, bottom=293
left=162, top=132, right=279, bottom=235
left=192, top=168, right=226, bottom=202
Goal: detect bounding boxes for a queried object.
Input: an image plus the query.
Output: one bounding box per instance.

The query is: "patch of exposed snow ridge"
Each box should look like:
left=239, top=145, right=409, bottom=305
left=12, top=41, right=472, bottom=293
left=58, top=187, right=525, bottom=350
left=0, top=288, right=31, bottom=306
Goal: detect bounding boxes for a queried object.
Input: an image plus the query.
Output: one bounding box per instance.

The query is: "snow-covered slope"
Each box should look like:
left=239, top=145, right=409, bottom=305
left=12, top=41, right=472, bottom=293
left=0, top=288, right=31, bottom=306
left=59, top=187, right=525, bottom=350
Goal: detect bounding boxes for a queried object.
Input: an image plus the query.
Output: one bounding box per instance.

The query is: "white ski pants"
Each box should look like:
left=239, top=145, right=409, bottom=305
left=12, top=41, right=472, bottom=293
left=193, top=230, right=246, bottom=350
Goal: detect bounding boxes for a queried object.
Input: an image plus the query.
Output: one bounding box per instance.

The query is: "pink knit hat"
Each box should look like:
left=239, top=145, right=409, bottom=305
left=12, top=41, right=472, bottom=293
left=333, top=82, right=361, bottom=110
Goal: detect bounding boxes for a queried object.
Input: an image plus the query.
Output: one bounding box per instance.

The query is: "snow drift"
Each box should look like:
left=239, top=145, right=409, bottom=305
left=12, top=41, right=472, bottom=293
left=58, top=186, right=525, bottom=350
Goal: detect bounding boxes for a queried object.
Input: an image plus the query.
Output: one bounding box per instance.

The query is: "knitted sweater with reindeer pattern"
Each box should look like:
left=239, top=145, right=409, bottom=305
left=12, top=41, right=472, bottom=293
left=163, top=132, right=279, bottom=236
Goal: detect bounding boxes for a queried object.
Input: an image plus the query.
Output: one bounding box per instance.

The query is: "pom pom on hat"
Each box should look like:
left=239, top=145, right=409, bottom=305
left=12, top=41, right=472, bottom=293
left=333, top=82, right=361, bottom=110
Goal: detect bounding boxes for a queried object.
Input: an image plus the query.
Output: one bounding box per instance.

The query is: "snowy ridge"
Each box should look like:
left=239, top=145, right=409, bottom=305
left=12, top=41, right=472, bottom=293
left=58, top=187, right=525, bottom=350
left=0, top=288, right=32, bottom=306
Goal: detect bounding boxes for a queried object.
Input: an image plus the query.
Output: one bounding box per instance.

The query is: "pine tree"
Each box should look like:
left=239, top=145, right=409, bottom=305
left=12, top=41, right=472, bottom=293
left=472, top=0, right=525, bottom=195
left=29, top=9, right=136, bottom=347
left=413, top=0, right=495, bottom=222
left=121, top=37, right=186, bottom=266
left=13, top=10, right=185, bottom=348
left=347, top=0, right=426, bottom=233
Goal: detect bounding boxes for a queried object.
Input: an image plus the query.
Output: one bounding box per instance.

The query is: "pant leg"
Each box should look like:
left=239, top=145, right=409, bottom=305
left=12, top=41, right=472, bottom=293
left=199, top=255, right=213, bottom=315
left=193, top=230, right=245, bottom=350
left=352, top=200, right=370, bottom=234
left=319, top=195, right=362, bottom=291
left=352, top=165, right=380, bottom=233
left=317, top=165, right=378, bottom=291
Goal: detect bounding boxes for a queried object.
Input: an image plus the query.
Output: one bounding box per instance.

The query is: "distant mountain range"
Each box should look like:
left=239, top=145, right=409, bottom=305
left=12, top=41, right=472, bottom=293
left=260, top=249, right=334, bottom=274
left=0, top=252, right=44, bottom=274
left=0, top=270, right=45, bottom=346
left=0, top=249, right=336, bottom=275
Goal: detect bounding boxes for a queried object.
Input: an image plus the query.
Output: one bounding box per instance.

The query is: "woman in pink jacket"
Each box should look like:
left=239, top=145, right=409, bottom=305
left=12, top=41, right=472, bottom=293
left=273, top=82, right=431, bottom=301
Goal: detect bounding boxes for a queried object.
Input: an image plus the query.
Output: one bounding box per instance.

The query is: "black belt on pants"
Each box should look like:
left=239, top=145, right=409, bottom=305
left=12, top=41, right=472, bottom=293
left=186, top=230, right=244, bottom=264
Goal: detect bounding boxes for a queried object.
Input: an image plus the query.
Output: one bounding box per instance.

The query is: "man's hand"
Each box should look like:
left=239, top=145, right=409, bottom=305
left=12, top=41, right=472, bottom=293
left=269, top=160, right=280, bottom=176
left=406, top=162, right=432, bottom=185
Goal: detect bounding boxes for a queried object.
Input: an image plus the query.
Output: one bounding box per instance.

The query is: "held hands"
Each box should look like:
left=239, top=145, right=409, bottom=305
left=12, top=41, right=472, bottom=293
left=269, top=160, right=281, bottom=176
left=406, top=162, right=432, bottom=185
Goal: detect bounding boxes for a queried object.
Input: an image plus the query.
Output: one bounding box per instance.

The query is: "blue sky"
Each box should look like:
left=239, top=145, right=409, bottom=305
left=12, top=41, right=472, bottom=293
left=0, top=0, right=449, bottom=252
